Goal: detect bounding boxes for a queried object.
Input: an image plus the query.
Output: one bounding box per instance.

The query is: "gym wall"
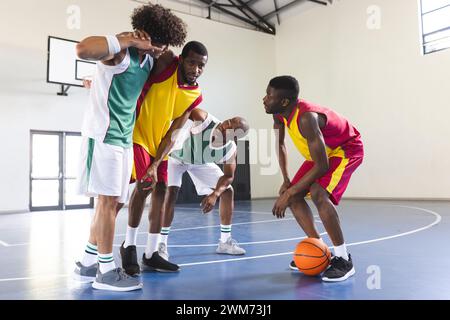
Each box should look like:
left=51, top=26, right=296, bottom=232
left=0, top=0, right=277, bottom=213
left=275, top=0, right=450, bottom=199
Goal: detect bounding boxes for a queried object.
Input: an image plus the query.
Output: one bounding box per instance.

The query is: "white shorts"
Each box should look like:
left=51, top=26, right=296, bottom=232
left=168, top=157, right=229, bottom=196
left=76, top=137, right=133, bottom=204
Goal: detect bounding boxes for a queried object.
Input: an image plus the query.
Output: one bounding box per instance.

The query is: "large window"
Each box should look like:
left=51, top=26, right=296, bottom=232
left=30, top=130, right=93, bottom=211
left=420, top=0, right=450, bottom=54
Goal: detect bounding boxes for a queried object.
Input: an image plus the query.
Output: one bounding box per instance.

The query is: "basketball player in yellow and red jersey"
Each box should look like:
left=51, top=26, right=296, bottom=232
left=263, top=76, right=364, bottom=282
left=119, top=41, right=208, bottom=274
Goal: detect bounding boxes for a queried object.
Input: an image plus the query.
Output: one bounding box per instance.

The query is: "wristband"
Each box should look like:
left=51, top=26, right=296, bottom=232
left=105, top=35, right=121, bottom=56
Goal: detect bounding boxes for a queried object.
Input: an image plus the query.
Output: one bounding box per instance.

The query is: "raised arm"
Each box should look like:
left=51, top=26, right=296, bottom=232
left=76, top=31, right=164, bottom=65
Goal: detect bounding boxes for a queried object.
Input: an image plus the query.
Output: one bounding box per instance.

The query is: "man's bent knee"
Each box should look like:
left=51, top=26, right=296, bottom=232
left=288, top=191, right=309, bottom=208
left=154, top=182, right=167, bottom=193
left=134, top=180, right=152, bottom=197
left=310, top=183, right=330, bottom=207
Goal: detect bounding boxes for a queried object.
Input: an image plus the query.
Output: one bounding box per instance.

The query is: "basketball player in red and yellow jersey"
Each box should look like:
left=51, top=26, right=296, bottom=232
left=119, top=41, right=208, bottom=274
left=263, top=76, right=364, bottom=282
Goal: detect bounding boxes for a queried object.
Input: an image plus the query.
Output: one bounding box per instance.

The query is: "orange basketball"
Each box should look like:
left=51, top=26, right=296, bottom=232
left=293, top=238, right=331, bottom=276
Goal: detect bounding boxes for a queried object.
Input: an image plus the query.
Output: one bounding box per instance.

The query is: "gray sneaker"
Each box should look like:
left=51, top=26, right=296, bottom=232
left=92, top=267, right=143, bottom=291
left=216, top=238, right=246, bottom=255
left=158, top=242, right=169, bottom=261
left=72, top=261, right=98, bottom=283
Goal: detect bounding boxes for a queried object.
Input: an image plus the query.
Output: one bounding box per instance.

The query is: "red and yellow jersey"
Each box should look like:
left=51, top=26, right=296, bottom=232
left=133, top=56, right=202, bottom=158
left=277, top=100, right=364, bottom=160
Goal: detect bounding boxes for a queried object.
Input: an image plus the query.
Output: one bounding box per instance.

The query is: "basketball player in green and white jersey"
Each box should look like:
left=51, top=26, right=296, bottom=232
left=158, top=108, right=249, bottom=261
left=72, top=4, right=187, bottom=291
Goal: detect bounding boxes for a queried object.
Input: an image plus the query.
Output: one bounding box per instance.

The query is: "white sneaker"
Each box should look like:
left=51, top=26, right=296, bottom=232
left=158, top=242, right=169, bottom=261
left=216, top=238, right=246, bottom=255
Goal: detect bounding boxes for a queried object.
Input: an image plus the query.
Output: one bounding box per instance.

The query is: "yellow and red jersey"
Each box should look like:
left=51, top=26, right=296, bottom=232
left=280, top=99, right=364, bottom=205
left=277, top=99, right=364, bottom=160
left=132, top=56, right=202, bottom=158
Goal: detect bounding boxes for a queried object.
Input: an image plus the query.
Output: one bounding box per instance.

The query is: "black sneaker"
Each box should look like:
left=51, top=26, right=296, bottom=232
left=322, top=254, right=355, bottom=282
left=141, top=251, right=180, bottom=273
left=120, top=241, right=140, bottom=276
left=289, top=260, right=299, bottom=271
left=290, top=253, right=333, bottom=271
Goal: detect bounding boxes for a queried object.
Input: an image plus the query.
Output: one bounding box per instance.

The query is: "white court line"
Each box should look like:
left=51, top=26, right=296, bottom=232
left=0, top=205, right=442, bottom=281
left=0, top=274, right=68, bottom=283
left=344, top=205, right=442, bottom=247
left=179, top=252, right=293, bottom=267
left=175, top=206, right=301, bottom=216
left=0, top=215, right=320, bottom=247
left=1, top=242, right=28, bottom=247
left=0, top=240, right=10, bottom=247
left=113, top=232, right=329, bottom=248
left=175, top=207, right=322, bottom=221
left=114, top=216, right=301, bottom=237
left=177, top=205, right=442, bottom=267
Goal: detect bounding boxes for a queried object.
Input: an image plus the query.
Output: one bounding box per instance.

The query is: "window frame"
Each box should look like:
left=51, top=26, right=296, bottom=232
left=419, top=0, right=450, bottom=55
left=29, top=130, right=94, bottom=211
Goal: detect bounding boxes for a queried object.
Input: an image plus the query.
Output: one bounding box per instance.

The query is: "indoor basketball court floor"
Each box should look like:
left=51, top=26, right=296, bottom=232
left=0, top=199, right=449, bottom=300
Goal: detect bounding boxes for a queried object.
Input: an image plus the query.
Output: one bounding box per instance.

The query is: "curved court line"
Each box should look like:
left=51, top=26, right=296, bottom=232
left=176, top=207, right=291, bottom=216
left=1, top=216, right=321, bottom=247
left=178, top=205, right=441, bottom=267
left=114, top=232, right=329, bottom=248
left=0, top=205, right=442, bottom=281
left=179, top=252, right=293, bottom=267
left=344, top=205, right=442, bottom=247
left=114, top=217, right=300, bottom=237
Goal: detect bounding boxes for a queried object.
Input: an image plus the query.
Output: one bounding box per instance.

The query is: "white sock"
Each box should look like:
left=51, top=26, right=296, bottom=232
left=220, top=224, right=231, bottom=243
left=160, top=226, right=171, bottom=245
left=81, top=242, right=98, bottom=267
left=124, top=225, right=139, bottom=248
left=98, top=252, right=116, bottom=274
left=333, top=243, right=349, bottom=260
left=145, top=233, right=160, bottom=258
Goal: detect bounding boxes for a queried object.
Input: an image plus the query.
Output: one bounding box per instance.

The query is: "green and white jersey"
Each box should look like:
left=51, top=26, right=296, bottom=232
left=170, top=114, right=237, bottom=165
left=81, top=47, right=152, bottom=148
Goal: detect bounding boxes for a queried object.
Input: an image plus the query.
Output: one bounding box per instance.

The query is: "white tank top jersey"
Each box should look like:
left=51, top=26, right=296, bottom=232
left=81, top=47, right=153, bottom=148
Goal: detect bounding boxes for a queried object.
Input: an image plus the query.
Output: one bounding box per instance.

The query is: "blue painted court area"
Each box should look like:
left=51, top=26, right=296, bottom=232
left=0, top=199, right=449, bottom=300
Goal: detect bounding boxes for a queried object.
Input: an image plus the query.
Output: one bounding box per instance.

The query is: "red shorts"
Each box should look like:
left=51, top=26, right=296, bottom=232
left=291, top=157, right=363, bottom=205
left=131, top=143, right=168, bottom=184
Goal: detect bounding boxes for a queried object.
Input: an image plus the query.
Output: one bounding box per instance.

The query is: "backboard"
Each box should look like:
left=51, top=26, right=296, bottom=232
left=47, top=36, right=96, bottom=94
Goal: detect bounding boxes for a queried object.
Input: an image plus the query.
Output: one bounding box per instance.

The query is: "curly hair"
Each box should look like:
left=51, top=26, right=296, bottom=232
left=131, top=3, right=187, bottom=47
